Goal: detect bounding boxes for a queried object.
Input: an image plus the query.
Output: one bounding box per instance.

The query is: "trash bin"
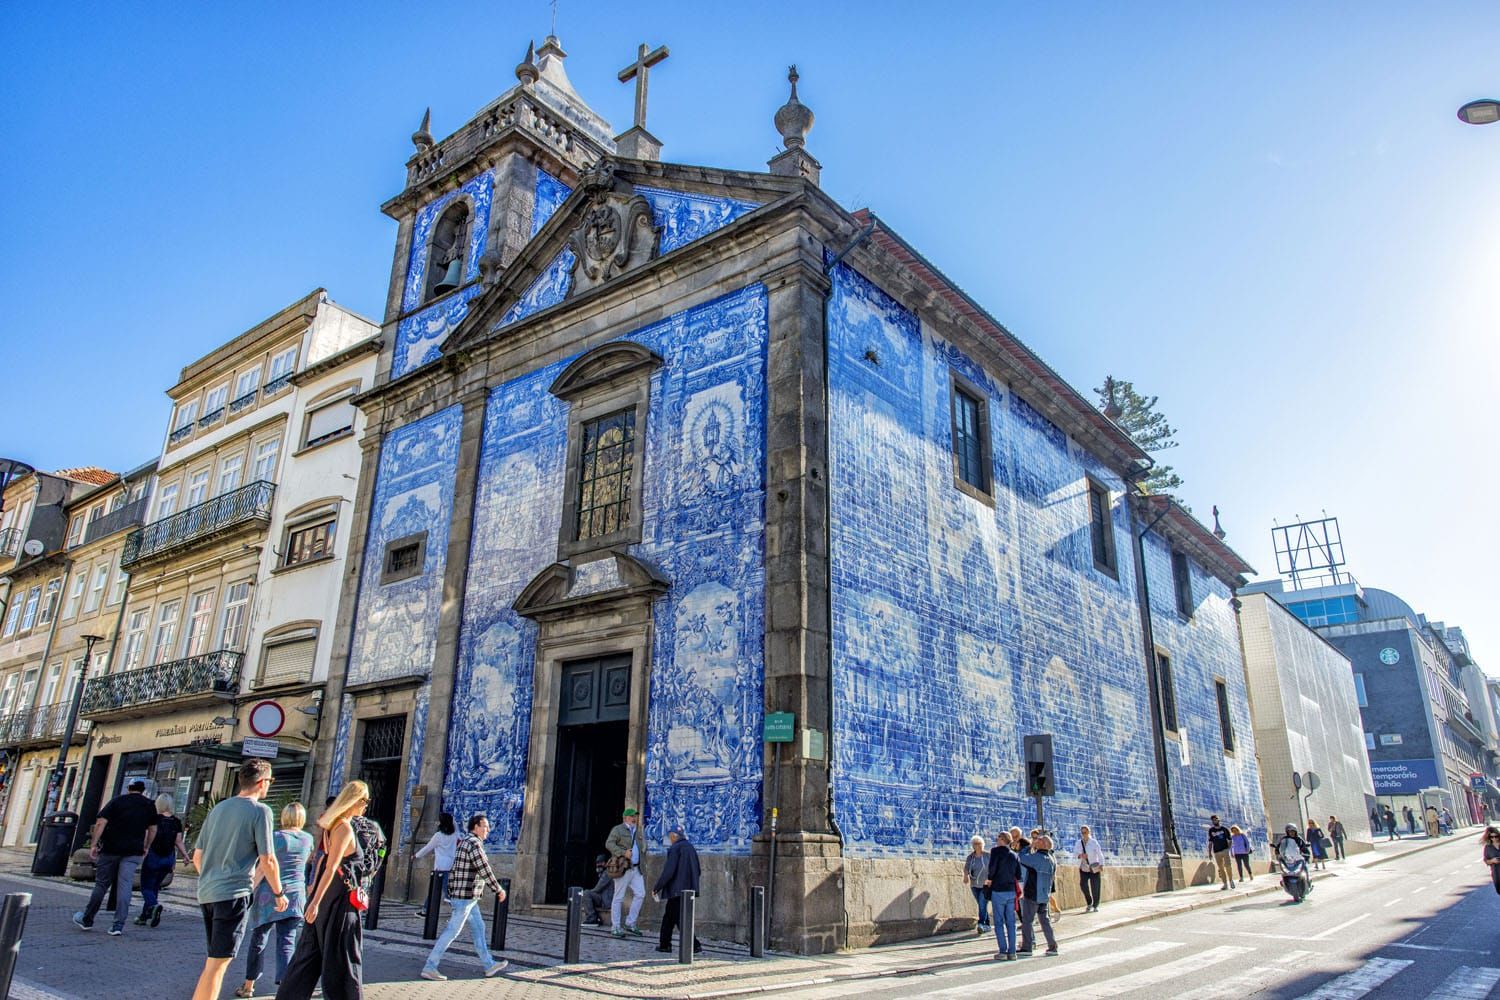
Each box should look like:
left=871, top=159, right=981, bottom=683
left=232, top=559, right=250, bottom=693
left=31, top=813, right=78, bottom=877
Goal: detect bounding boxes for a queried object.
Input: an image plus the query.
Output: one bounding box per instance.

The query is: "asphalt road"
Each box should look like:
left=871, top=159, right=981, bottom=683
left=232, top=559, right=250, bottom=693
left=781, top=834, right=1500, bottom=999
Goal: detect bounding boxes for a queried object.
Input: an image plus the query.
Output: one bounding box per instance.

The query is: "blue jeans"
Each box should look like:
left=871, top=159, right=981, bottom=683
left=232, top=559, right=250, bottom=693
left=244, top=916, right=300, bottom=984
left=139, top=853, right=174, bottom=914
left=423, top=897, right=495, bottom=973
left=990, top=891, right=1017, bottom=954
left=970, top=886, right=989, bottom=925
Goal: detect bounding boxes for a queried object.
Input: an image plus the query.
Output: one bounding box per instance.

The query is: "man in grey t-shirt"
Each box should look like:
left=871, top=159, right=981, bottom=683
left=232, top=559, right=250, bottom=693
left=190, top=759, right=286, bottom=1000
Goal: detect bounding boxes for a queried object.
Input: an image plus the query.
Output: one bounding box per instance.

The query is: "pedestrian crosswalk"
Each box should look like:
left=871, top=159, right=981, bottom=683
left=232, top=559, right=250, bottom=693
left=1291, top=957, right=1412, bottom=999
left=1426, top=965, right=1500, bottom=1000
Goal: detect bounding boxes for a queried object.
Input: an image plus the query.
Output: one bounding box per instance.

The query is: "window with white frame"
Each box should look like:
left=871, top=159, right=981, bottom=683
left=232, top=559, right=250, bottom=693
left=173, top=400, right=198, bottom=432
left=19, top=586, right=41, bottom=631
left=151, top=600, right=180, bottom=664
left=36, top=578, right=60, bottom=626
left=267, top=347, right=297, bottom=385
left=218, top=454, right=244, bottom=494
left=284, top=516, right=336, bottom=567
left=1354, top=673, right=1368, bottom=708
left=234, top=368, right=261, bottom=404
left=16, top=668, right=37, bottom=712
left=4, top=599, right=23, bottom=637
left=303, top=395, right=356, bottom=449
left=110, top=491, right=127, bottom=513
left=219, top=582, right=250, bottom=650
left=84, top=562, right=109, bottom=613
left=187, top=470, right=210, bottom=507
left=203, top=383, right=229, bottom=420
left=0, top=674, right=15, bottom=714
left=40, top=662, right=61, bottom=708
left=121, top=609, right=149, bottom=672
left=155, top=483, right=179, bottom=519
left=252, top=439, right=280, bottom=484
left=67, top=514, right=85, bottom=548
left=183, top=590, right=214, bottom=657
left=62, top=573, right=86, bottom=620
left=107, top=557, right=127, bottom=606
left=62, top=658, right=84, bottom=706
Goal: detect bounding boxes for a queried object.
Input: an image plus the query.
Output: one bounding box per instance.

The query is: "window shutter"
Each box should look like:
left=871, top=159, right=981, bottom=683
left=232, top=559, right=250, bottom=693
left=305, top=401, right=353, bottom=445
left=259, top=637, right=316, bottom=685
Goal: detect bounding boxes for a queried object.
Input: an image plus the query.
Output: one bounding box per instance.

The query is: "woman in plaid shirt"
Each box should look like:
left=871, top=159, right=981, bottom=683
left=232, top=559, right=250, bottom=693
left=419, top=814, right=509, bottom=981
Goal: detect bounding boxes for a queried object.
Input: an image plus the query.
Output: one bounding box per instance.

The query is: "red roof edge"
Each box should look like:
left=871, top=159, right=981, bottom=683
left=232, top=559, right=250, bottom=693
left=1140, top=493, right=1257, bottom=583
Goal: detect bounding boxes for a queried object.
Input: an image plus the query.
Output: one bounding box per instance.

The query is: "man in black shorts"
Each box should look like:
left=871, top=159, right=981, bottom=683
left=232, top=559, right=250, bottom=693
left=190, top=759, right=286, bottom=1000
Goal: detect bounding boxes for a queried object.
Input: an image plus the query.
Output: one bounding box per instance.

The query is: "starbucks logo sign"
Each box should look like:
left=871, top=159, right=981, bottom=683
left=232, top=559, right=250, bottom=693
left=1379, top=647, right=1400, bottom=665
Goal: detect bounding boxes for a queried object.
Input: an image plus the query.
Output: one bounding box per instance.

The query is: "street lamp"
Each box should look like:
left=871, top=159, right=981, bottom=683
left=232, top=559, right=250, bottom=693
left=44, top=633, right=106, bottom=817
left=1457, top=99, right=1500, bottom=125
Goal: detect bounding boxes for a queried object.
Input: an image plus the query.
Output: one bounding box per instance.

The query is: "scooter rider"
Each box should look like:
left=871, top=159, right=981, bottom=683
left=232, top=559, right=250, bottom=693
left=1275, top=824, right=1313, bottom=894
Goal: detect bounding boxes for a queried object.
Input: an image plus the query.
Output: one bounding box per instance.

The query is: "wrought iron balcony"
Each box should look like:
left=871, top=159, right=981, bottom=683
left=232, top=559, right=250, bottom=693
left=81, top=649, right=242, bottom=718
left=229, top=390, right=258, bottom=414
left=168, top=423, right=194, bottom=445
left=262, top=373, right=292, bottom=398
left=81, top=497, right=148, bottom=546
left=0, top=701, right=92, bottom=746
left=198, top=407, right=226, bottom=429
left=121, top=480, right=274, bottom=569
left=0, top=527, right=20, bottom=559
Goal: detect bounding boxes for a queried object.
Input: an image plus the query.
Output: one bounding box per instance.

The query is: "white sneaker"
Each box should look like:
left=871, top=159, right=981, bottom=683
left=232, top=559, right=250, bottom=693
left=485, top=960, right=508, bottom=977
left=419, top=969, right=447, bottom=981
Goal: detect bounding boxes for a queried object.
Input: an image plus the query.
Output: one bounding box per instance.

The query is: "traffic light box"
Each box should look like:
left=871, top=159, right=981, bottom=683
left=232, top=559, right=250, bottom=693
left=1023, top=734, right=1055, bottom=797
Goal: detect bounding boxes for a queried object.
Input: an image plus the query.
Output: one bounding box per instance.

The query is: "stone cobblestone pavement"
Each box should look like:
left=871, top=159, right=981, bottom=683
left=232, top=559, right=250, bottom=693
left=0, top=829, right=1465, bottom=999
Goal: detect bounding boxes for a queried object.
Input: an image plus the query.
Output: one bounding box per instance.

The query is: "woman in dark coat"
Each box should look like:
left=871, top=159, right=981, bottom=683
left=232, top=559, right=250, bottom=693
left=983, top=830, right=1022, bottom=961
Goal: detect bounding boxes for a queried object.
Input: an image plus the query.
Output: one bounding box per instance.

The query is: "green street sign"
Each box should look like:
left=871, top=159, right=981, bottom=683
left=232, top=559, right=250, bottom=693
left=764, top=712, right=795, bottom=743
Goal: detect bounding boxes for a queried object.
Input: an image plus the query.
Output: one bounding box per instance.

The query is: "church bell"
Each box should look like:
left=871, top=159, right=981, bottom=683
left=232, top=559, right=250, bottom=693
left=433, top=258, right=463, bottom=294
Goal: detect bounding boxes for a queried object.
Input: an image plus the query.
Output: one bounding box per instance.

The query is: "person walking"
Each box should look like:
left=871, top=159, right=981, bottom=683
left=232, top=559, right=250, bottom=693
left=275, top=781, right=386, bottom=1000
left=135, top=793, right=187, bottom=927
left=413, top=812, right=459, bottom=918
left=653, top=825, right=702, bottom=954
left=1403, top=805, right=1417, bottom=836
left=1206, top=815, right=1235, bottom=889
left=1383, top=806, right=1401, bottom=841
left=1328, top=816, right=1347, bottom=861
left=418, top=813, right=508, bottom=981
left=1073, top=826, right=1104, bottom=912
left=1016, top=834, right=1058, bottom=956
left=583, top=854, right=614, bottom=925
left=1228, top=825, right=1254, bottom=882
left=1440, top=807, right=1454, bottom=836
left=236, top=803, right=316, bottom=998
left=190, top=759, right=286, bottom=1000
left=73, top=778, right=158, bottom=936
left=1425, top=805, right=1441, bottom=839
left=1369, top=806, right=1382, bottom=839
left=1305, top=820, right=1328, bottom=871
left=984, top=830, right=1022, bottom=961
left=605, top=807, right=648, bottom=938
left=963, top=836, right=991, bottom=934
left=1481, top=826, right=1500, bottom=895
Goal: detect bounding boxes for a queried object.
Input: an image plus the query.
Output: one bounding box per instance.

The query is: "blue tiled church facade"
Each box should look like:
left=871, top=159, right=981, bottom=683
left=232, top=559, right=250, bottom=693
left=825, top=262, right=1264, bottom=864
left=441, top=284, right=770, bottom=854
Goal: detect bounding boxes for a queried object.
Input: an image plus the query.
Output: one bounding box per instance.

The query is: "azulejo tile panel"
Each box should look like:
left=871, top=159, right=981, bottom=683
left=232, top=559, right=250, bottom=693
left=496, top=249, right=576, bottom=330
left=446, top=285, right=768, bottom=854
left=826, top=261, right=1261, bottom=866
left=401, top=169, right=497, bottom=315
left=636, top=186, right=759, bottom=256
left=392, top=283, right=484, bottom=380
left=532, top=169, right=571, bottom=236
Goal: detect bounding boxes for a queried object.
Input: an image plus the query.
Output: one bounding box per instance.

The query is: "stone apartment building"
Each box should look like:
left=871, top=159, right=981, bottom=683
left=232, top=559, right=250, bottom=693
left=77, top=290, right=377, bottom=831
left=0, top=464, right=151, bottom=846
left=311, top=35, right=1267, bottom=953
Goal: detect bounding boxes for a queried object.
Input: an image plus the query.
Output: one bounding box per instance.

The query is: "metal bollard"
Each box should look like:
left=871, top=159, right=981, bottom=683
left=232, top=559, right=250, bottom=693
left=490, top=877, right=510, bottom=952
left=563, top=886, right=583, bottom=964
left=678, top=889, right=696, bottom=965
left=0, top=893, right=31, bottom=1000
left=364, top=865, right=386, bottom=931
left=749, top=885, right=765, bottom=957
left=421, top=871, right=443, bottom=940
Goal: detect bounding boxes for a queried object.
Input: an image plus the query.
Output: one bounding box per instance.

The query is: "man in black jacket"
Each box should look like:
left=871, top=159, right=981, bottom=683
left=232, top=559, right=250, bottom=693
left=653, top=825, right=701, bottom=954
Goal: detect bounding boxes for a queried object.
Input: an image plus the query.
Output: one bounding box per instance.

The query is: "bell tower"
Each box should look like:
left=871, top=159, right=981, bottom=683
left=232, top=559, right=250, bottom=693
left=376, top=36, right=616, bottom=384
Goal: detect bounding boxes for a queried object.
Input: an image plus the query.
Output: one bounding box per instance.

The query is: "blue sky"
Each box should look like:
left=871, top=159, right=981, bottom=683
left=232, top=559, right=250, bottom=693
left=2, top=4, right=1496, bottom=663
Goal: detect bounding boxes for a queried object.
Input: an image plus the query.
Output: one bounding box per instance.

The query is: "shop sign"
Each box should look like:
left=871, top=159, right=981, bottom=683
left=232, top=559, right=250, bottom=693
left=1370, top=758, right=1440, bottom=794
left=242, top=737, right=280, bottom=759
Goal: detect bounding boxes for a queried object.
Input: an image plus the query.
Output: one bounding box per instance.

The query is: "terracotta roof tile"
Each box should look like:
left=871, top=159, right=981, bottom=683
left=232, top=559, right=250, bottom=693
left=54, top=467, right=119, bottom=487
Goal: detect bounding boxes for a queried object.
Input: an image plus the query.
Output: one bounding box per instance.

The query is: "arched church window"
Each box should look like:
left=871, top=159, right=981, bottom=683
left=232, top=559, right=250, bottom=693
left=424, top=203, right=470, bottom=301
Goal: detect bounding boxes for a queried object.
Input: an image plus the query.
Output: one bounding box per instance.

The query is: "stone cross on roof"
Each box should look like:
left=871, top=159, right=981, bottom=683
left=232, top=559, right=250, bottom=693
left=618, top=42, right=669, bottom=131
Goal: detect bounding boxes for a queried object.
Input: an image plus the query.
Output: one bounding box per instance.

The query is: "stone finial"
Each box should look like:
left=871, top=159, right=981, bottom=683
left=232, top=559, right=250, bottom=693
left=516, top=41, right=539, bottom=86
left=1212, top=505, right=1227, bottom=540
left=768, top=64, right=821, bottom=184
left=774, top=65, right=814, bottom=149
left=411, top=108, right=434, bottom=150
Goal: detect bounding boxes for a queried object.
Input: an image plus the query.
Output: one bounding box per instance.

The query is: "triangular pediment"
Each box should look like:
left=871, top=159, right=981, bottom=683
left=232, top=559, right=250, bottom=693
left=440, top=159, right=802, bottom=357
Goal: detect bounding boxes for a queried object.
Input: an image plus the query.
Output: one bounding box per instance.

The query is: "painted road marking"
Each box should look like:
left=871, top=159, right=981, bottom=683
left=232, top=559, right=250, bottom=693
left=1292, top=957, right=1413, bottom=999
left=1387, top=942, right=1495, bottom=955
left=913, top=940, right=1180, bottom=997
left=10, top=980, right=72, bottom=1000
left=1383, top=898, right=1403, bottom=907
left=917, top=936, right=1118, bottom=978
left=1424, top=964, right=1500, bottom=1000
left=1175, top=951, right=1315, bottom=1000
left=1313, top=914, right=1370, bottom=940
left=1043, top=945, right=1255, bottom=999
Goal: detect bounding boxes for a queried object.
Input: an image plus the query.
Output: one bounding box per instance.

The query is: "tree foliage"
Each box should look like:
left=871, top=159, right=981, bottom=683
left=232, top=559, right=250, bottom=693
left=1096, top=375, right=1185, bottom=495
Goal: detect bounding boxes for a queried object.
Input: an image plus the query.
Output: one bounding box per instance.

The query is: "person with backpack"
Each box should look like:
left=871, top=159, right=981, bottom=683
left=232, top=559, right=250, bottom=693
left=275, top=781, right=385, bottom=1000
left=419, top=813, right=509, bottom=980
left=605, top=807, right=648, bottom=937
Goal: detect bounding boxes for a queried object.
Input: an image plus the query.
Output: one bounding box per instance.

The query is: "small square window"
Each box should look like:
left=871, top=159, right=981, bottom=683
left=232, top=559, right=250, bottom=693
left=380, top=532, right=427, bottom=585
left=1172, top=551, right=1193, bottom=618
left=1087, top=479, right=1117, bottom=575
left=285, top=518, right=336, bottom=568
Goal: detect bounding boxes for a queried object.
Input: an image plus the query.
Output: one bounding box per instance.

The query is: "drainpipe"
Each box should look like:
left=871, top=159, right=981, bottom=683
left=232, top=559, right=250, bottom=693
left=1127, top=485, right=1181, bottom=861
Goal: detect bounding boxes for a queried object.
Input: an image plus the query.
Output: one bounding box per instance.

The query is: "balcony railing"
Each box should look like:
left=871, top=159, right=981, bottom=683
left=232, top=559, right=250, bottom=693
left=198, top=407, right=226, bottom=429
left=168, top=423, right=194, bottom=445
left=122, top=480, right=275, bottom=569
left=263, top=373, right=292, bottom=398
left=229, top=390, right=258, bottom=414
left=0, top=701, right=92, bottom=746
left=81, top=497, right=149, bottom=546
left=0, top=527, right=19, bottom=559
left=81, top=649, right=242, bottom=717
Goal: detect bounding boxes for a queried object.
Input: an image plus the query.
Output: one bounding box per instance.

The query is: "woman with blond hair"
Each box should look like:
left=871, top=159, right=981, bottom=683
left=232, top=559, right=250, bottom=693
left=276, top=782, right=382, bottom=1000
left=136, top=793, right=188, bottom=927
left=235, top=802, right=316, bottom=998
